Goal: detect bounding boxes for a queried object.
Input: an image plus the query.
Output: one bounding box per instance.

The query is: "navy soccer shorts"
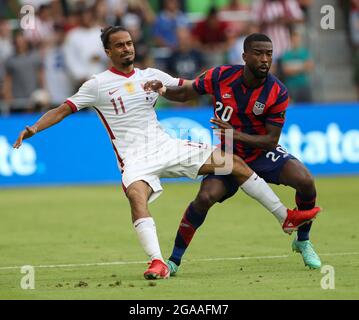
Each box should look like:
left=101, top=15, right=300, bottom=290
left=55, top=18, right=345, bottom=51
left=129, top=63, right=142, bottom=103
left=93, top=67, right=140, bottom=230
left=203, top=145, right=297, bottom=203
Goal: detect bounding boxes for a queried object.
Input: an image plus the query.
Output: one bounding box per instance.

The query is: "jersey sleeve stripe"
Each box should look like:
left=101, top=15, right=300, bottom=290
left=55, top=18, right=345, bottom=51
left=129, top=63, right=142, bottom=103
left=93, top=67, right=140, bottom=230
left=178, top=78, right=184, bottom=86
left=192, top=80, right=203, bottom=94
left=275, top=90, right=289, bottom=105
left=205, top=68, right=215, bottom=94
left=193, top=72, right=207, bottom=94
left=266, top=81, right=280, bottom=106
left=219, top=65, right=241, bottom=81
left=265, top=119, right=284, bottom=127
left=65, top=99, right=78, bottom=113
left=270, top=99, right=289, bottom=114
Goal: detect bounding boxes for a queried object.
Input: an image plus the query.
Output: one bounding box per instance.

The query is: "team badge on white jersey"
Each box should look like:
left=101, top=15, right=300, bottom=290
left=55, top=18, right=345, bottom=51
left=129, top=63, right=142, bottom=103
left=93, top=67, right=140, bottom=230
left=124, top=82, right=135, bottom=94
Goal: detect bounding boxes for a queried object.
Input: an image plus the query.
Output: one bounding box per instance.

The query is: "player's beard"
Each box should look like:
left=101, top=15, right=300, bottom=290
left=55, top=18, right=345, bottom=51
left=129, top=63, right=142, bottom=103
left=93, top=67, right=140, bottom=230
left=122, top=59, right=134, bottom=67
left=121, top=53, right=135, bottom=67
left=249, top=64, right=269, bottom=79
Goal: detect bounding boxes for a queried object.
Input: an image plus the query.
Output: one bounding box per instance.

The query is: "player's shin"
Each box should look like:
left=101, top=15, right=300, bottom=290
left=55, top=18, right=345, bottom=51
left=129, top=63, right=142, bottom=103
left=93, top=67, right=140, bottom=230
left=240, top=173, right=287, bottom=223
left=169, top=202, right=207, bottom=266
left=133, top=217, right=164, bottom=261
left=296, top=191, right=316, bottom=241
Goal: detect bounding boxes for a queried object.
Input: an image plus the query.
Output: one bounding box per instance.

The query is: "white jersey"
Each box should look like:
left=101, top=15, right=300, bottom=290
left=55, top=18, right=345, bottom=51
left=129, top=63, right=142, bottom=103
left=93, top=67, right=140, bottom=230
left=66, top=67, right=183, bottom=170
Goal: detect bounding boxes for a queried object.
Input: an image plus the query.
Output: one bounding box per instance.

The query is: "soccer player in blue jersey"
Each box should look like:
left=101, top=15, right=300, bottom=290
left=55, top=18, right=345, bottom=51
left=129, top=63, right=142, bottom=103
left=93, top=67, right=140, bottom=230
left=145, top=33, right=321, bottom=273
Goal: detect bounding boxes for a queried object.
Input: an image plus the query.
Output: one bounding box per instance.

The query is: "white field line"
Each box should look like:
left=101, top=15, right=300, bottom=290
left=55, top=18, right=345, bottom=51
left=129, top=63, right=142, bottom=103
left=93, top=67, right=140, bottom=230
left=1, top=252, right=359, bottom=271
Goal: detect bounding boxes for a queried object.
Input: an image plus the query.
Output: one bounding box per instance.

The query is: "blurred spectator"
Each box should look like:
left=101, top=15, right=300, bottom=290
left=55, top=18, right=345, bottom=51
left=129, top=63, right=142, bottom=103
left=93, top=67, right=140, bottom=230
left=63, top=6, right=107, bottom=89
left=281, top=29, right=314, bottom=103
left=0, top=19, right=13, bottom=86
left=354, top=50, right=359, bottom=99
left=122, top=0, right=155, bottom=26
left=349, top=0, right=359, bottom=48
left=65, top=0, right=97, bottom=10
left=0, top=1, right=20, bottom=19
left=352, top=0, right=359, bottom=98
left=166, top=27, right=204, bottom=79
left=118, top=0, right=155, bottom=67
left=296, top=0, right=313, bottom=21
left=121, top=4, right=154, bottom=69
left=23, top=3, right=55, bottom=48
left=105, top=0, right=128, bottom=25
left=191, top=6, right=230, bottom=68
left=62, top=10, right=80, bottom=33
left=3, top=31, right=46, bottom=112
left=252, top=0, right=304, bottom=63
left=18, top=0, right=52, bottom=9
left=152, top=0, right=188, bottom=49
left=158, top=0, right=186, bottom=12
left=0, top=18, right=13, bottom=114
left=220, top=0, right=251, bottom=37
left=93, top=0, right=110, bottom=27
left=221, top=0, right=249, bottom=11
left=44, top=24, right=73, bottom=107
left=228, top=23, right=260, bottom=65
left=166, top=26, right=205, bottom=107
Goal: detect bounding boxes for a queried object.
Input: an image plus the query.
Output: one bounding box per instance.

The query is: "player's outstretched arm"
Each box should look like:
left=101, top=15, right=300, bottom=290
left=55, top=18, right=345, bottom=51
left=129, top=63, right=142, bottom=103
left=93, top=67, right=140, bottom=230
left=13, top=103, right=73, bottom=149
left=144, top=80, right=199, bottom=102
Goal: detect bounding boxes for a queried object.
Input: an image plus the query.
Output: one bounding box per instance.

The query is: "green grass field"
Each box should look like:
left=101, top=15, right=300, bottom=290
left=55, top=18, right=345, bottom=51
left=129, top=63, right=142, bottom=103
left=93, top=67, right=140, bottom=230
left=0, top=177, right=358, bottom=300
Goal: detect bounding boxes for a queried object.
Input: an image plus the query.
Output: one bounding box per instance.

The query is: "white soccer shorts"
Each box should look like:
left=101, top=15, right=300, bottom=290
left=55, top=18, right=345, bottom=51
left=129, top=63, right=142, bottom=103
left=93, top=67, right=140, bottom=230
left=121, top=138, right=216, bottom=203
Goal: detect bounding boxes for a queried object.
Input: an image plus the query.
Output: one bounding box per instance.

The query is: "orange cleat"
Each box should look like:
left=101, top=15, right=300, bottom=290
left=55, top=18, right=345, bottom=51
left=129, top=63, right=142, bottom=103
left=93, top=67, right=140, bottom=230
left=144, top=259, right=170, bottom=280
left=282, top=207, right=321, bottom=234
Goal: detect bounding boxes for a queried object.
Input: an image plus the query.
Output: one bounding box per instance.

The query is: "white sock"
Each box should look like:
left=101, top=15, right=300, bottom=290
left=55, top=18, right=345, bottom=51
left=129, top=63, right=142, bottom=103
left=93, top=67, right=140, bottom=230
left=133, top=217, right=163, bottom=261
left=240, top=173, right=288, bottom=223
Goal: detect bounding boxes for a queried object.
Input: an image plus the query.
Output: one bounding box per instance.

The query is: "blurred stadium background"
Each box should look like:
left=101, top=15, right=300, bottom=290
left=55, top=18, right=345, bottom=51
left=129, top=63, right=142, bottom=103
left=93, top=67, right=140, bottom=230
left=0, top=0, right=359, bottom=299
left=1, top=0, right=359, bottom=184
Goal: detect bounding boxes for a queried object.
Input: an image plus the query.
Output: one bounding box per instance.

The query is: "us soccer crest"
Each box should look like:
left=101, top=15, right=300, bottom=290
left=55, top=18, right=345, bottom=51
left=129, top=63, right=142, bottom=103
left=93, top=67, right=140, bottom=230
left=253, top=101, right=265, bottom=115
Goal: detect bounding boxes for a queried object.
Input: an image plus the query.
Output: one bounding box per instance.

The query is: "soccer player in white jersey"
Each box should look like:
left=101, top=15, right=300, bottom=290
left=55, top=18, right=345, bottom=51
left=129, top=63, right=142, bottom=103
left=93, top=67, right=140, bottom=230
left=13, top=26, right=320, bottom=280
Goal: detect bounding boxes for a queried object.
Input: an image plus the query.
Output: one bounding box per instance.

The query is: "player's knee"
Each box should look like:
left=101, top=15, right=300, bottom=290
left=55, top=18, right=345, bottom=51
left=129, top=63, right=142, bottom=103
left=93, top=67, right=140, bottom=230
left=231, top=155, right=252, bottom=181
left=193, top=191, right=218, bottom=211
left=126, top=188, right=149, bottom=220
left=126, top=187, right=146, bottom=204
left=297, top=172, right=316, bottom=194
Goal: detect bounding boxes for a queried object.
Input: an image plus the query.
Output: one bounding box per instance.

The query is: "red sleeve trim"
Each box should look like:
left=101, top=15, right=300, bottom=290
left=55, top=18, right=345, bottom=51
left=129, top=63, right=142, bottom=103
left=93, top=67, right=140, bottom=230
left=178, top=78, right=184, bottom=86
left=65, top=100, right=78, bottom=113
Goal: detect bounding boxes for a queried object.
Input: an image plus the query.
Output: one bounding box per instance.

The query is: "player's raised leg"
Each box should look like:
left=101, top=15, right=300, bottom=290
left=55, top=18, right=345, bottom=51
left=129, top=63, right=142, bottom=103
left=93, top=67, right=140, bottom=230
left=126, top=181, right=169, bottom=279
left=279, top=159, right=321, bottom=269
left=199, top=149, right=320, bottom=230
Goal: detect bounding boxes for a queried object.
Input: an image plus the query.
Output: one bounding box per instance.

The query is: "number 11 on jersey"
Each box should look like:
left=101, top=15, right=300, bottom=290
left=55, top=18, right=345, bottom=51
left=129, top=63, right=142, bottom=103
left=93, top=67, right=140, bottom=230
left=111, top=96, right=126, bottom=114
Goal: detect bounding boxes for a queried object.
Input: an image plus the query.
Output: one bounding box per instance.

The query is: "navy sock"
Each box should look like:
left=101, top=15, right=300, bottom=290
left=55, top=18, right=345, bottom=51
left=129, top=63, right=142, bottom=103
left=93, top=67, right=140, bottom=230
left=296, top=191, right=316, bottom=241
left=169, top=203, right=207, bottom=266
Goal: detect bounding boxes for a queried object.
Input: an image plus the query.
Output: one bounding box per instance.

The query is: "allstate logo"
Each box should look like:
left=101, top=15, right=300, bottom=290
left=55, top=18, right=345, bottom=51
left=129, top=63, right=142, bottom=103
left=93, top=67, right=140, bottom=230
left=0, top=136, right=37, bottom=177
left=160, top=117, right=212, bottom=145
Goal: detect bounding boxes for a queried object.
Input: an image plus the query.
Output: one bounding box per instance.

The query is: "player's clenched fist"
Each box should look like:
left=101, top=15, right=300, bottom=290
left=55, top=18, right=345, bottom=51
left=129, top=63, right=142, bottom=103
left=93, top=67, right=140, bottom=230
left=143, top=80, right=167, bottom=95
left=13, top=125, right=37, bottom=149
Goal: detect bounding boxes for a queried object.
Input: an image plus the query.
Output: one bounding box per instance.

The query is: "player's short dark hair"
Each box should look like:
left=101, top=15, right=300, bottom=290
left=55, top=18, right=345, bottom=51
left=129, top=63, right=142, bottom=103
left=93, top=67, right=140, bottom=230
left=243, top=33, right=272, bottom=52
left=100, top=25, right=129, bottom=50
